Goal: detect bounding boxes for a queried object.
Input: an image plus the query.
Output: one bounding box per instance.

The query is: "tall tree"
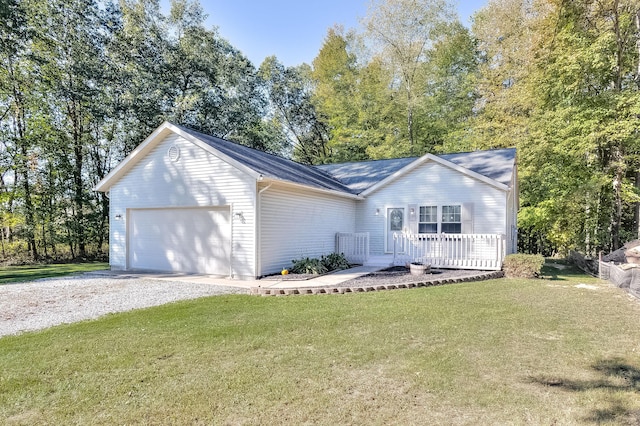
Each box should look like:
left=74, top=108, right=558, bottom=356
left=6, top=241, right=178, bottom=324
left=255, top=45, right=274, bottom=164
left=259, top=56, right=330, bottom=164
left=311, top=27, right=402, bottom=162
left=416, top=20, right=478, bottom=153
left=528, top=0, right=640, bottom=252
left=0, top=0, right=38, bottom=259
left=470, top=0, right=538, bottom=150
left=30, top=0, right=112, bottom=257
left=363, top=0, right=454, bottom=155
left=311, top=27, right=364, bottom=161
left=473, top=0, right=640, bottom=254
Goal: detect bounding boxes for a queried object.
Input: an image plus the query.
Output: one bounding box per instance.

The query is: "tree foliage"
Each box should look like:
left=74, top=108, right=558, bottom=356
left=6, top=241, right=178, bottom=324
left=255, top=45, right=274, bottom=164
left=473, top=0, right=640, bottom=255
left=0, top=0, right=638, bottom=262
left=0, top=0, right=274, bottom=261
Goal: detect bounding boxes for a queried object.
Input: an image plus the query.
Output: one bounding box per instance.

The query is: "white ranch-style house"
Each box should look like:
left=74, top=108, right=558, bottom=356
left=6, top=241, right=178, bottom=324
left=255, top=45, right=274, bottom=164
left=95, top=122, right=518, bottom=279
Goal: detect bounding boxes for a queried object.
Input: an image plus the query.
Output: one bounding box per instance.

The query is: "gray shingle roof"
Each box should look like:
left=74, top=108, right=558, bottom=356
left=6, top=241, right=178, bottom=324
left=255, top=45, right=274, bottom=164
left=314, top=158, right=417, bottom=193
left=178, top=124, right=516, bottom=196
left=176, top=125, right=355, bottom=194
left=316, top=148, right=516, bottom=193
left=440, top=148, right=517, bottom=186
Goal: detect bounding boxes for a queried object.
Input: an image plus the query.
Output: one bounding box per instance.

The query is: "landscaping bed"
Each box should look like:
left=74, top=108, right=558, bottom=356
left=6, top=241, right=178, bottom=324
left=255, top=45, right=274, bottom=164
left=340, top=266, right=481, bottom=287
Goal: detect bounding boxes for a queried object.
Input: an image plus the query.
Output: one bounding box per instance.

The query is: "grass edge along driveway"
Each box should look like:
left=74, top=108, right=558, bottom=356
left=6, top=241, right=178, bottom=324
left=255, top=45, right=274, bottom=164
left=0, top=262, right=108, bottom=285
left=1, top=264, right=640, bottom=425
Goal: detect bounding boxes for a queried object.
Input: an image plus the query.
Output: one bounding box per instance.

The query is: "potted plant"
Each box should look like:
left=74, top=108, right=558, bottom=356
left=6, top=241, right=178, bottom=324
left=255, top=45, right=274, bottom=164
left=409, top=262, right=431, bottom=276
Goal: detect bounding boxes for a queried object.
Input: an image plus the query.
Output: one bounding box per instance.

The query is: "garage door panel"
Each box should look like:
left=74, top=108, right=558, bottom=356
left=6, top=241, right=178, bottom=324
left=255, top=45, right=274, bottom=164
left=129, top=208, right=230, bottom=275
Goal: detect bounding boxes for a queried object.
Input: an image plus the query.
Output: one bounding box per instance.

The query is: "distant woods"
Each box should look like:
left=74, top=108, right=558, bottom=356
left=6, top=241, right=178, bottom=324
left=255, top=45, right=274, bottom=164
left=1, top=0, right=639, bottom=262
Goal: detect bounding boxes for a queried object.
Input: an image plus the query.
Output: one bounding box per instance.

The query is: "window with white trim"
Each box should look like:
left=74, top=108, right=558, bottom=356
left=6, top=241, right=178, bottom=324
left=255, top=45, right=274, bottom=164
left=441, top=205, right=461, bottom=233
left=418, top=206, right=437, bottom=233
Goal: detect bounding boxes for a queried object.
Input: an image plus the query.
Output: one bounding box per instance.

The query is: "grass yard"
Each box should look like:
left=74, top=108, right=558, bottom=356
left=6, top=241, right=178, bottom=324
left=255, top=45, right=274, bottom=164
left=1, top=264, right=640, bottom=424
left=0, top=262, right=109, bottom=285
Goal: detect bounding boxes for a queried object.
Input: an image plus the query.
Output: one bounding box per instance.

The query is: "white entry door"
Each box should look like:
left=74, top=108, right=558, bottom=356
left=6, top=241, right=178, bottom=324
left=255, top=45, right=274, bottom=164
left=386, top=207, right=405, bottom=253
left=128, top=207, right=231, bottom=275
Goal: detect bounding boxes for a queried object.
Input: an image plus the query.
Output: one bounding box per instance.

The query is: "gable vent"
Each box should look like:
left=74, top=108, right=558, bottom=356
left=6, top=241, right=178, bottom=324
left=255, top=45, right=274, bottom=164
left=167, top=145, right=180, bottom=162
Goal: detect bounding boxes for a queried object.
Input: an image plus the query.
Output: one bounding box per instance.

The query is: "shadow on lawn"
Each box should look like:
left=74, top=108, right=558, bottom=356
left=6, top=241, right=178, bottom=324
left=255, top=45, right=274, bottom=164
left=528, top=358, right=640, bottom=424
left=540, top=263, right=592, bottom=281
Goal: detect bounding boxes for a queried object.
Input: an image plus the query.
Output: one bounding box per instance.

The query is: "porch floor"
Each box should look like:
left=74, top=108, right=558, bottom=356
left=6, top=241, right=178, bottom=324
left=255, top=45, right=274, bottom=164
left=364, top=255, right=395, bottom=267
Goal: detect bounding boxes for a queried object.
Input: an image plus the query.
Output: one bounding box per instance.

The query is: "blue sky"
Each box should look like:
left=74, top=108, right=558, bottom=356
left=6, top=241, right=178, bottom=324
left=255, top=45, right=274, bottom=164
left=163, top=0, right=488, bottom=67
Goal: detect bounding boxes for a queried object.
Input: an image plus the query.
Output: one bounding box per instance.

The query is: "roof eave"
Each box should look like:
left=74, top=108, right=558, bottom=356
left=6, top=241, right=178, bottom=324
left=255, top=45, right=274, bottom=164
left=261, top=178, right=363, bottom=200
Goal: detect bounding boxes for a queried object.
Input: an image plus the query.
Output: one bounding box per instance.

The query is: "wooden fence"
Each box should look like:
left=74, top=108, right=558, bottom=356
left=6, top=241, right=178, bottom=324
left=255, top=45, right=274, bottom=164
left=336, top=232, right=370, bottom=264
left=393, top=233, right=506, bottom=271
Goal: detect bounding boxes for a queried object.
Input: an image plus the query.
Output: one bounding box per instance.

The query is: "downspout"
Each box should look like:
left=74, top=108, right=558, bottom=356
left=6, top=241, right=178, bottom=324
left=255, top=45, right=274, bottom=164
left=256, top=178, right=273, bottom=278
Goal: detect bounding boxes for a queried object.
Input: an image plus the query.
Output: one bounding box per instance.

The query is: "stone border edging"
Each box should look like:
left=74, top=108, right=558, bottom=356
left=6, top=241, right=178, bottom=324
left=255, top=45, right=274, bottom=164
left=250, top=271, right=504, bottom=296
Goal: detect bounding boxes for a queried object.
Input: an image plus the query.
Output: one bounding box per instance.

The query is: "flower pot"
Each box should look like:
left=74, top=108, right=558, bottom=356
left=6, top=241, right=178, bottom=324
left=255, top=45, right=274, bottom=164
left=409, top=262, right=430, bottom=276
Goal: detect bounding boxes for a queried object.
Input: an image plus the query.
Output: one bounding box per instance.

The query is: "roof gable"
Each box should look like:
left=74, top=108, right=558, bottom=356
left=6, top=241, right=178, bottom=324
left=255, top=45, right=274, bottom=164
left=95, top=122, right=515, bottom=198
left=317, top=148, right=516, bottom=194
left=94, top=122, right=356, bottom=196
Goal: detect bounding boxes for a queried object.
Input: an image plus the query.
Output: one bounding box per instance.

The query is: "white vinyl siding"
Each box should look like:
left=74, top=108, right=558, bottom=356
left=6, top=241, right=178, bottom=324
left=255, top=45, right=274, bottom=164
left=259, top=184, right=356, bottom=276
left=108, top=133, right=256, bottom=278
left=356, top=161, right=507, bottom=255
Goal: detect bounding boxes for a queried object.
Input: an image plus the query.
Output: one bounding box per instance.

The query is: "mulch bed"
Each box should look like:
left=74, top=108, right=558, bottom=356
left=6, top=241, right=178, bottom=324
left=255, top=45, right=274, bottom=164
left=259, top=266, right=495, bottom=287
left=339, top=267, right=483, bottom=287
left=254, top=267, right=504, bottom=296
left=260, top=273, right=326, bottom=281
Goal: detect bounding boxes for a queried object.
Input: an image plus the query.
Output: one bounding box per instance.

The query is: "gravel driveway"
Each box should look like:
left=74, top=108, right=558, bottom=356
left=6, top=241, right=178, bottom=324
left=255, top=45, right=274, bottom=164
left=0, top=274, right=247, bottom=338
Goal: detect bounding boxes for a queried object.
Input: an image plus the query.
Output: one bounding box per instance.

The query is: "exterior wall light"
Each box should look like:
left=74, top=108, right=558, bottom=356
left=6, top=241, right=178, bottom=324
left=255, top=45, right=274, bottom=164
left=234, top=212, right=246, bottom=223
left=375, top=208, right=380, bottom=216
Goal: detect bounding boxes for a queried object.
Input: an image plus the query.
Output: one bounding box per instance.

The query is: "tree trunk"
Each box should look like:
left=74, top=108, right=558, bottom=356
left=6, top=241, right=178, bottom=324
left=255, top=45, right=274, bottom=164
left=8, top=58, right=38, bottom=261
left=635, top=8, right=640, bottom=88
left=68, top=97, right=86, bottom=258
left=406, top=88, right=414, bottom=156
left=611, top=164, right=624, bottom=250
left=636, top=171, right=640, bottom=239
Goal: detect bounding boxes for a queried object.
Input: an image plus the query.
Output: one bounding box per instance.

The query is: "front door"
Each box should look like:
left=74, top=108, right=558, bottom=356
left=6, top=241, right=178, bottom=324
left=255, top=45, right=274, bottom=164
left=387, top=207, right=404, bottom=253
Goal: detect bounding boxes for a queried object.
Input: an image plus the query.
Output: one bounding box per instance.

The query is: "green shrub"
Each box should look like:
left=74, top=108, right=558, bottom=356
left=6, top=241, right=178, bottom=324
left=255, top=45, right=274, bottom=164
left=503, top=254, right=545, bottom=278
left=321, top=252, right=350, bottom=272
left=290, top=253, right=351, bottom=275
left=290, top=257, right=328, bottom=275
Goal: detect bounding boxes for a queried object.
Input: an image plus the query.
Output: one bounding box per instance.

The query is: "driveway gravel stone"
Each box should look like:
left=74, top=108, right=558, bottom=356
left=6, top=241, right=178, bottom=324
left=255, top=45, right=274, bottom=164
left=0, top=274, right=247, bottom=337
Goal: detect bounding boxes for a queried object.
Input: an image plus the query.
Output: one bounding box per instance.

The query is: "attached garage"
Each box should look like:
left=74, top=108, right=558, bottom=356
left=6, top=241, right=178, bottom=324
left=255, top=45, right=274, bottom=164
left=128, top=207, right=231, bottom=275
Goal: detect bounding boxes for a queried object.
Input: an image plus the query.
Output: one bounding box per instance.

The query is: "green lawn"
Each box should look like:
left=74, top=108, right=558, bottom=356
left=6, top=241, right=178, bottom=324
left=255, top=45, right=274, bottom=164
left=0, top=262, right=108, bottom=285
left=1, top=264, right=640, bottom=424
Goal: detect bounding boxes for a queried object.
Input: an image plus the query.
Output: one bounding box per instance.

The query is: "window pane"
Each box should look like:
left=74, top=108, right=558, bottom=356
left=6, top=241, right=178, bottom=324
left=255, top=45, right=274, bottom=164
left=442, top=223, right=461, bottom=233
left=419, top=206, right=427, bottom=222
left=419, top=223, right=438, bottom=233
left=419, top=206, right=436, bottom=222
left=419, top=205, right=437, bottom=233
left=442, top=205, right=461, bottom=223
left=389, top=208, right=403, bottom=231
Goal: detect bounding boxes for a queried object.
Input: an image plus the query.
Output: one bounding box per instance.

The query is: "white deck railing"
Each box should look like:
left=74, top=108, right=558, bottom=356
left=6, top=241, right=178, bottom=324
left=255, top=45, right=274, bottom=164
left=336, top=232, right=370, bottom=264
left=393, top=232, right=506, bottom=271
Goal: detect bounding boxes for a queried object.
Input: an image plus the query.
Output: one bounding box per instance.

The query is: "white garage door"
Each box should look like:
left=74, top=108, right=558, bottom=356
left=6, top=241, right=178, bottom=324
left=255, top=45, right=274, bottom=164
left=128, top=207, right=231, bottom=275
